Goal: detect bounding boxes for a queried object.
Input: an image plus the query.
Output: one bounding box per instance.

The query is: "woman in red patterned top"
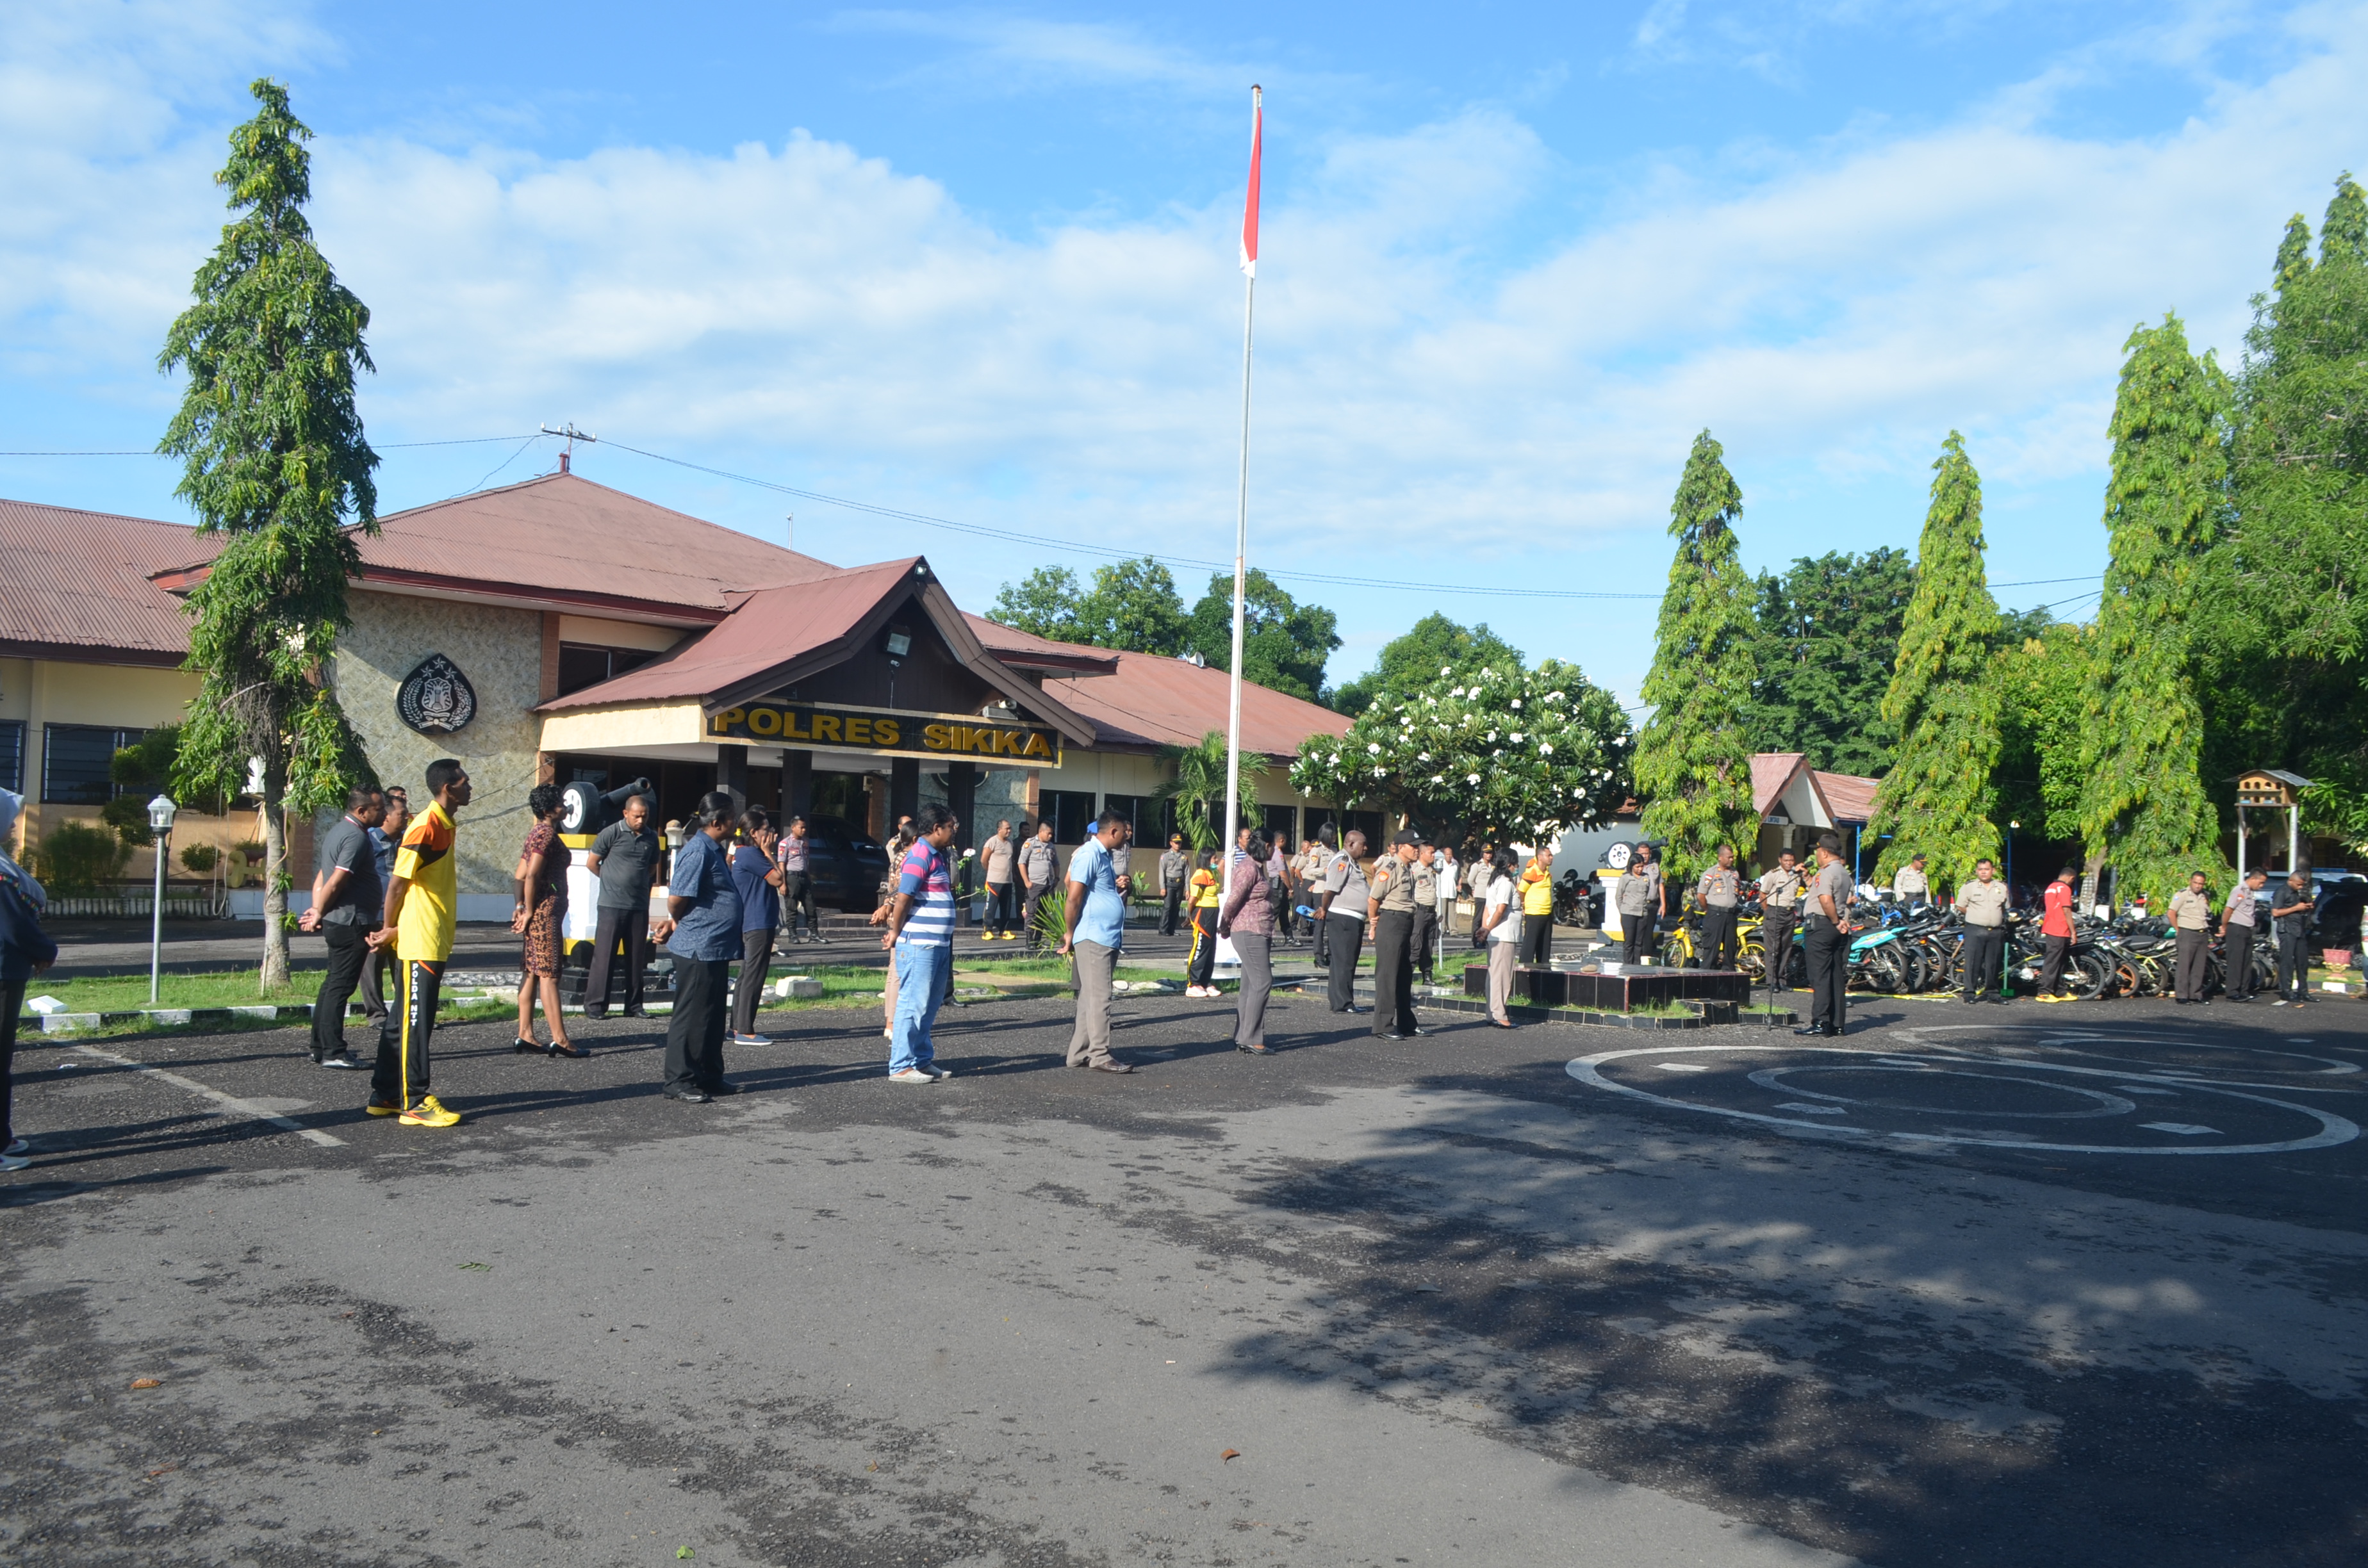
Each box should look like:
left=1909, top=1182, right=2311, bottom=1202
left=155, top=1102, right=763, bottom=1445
left=513, top=784, right=584, bottom=1057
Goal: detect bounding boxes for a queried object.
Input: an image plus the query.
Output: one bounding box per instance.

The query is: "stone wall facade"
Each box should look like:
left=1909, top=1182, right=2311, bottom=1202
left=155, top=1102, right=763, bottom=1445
left=331, top=590, right=545, bottom=902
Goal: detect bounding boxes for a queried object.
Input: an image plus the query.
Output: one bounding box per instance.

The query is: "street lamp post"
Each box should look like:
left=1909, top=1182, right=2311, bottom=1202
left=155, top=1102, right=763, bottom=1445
left=147, top=794, right=177, bottom=1006
left=2007, top=821, right=2019, bottom=901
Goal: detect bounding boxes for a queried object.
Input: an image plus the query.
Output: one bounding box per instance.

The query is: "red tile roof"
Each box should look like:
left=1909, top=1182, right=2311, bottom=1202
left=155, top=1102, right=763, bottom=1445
left=1750, top=751, right=1880, bottom=824
left=1035, top=648, right=1351, bottom=762
left=1751, top=753, right=1809, bottom=816
left=345, top=473, right=834, bottom=619
left=1814, top=769, right=1880, bottom=824
left=0, top=499, right=216, bottom=665
left=962, top=612, right=1121, bottom=676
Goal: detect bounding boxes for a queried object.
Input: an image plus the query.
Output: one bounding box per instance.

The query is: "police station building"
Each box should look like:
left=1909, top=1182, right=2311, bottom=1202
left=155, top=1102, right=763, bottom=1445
left=4, top=473, right=1351, bottom=918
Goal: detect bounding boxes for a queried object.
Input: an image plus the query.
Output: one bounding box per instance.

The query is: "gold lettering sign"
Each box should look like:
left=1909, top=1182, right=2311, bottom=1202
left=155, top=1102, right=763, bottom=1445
left=709, top=702, right=1060, bottom=765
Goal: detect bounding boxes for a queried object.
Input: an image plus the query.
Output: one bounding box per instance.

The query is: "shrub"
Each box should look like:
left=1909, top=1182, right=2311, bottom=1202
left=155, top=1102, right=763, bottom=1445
left=35, top=821, right=131, bottom=897
left=180, top=844, right=220, bottom=874
left=100, top=794, right=156, bottom=847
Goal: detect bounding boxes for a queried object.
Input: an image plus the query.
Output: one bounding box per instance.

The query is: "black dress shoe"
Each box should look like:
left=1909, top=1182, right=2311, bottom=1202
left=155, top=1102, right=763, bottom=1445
left=622, top=1008, right=651, bottom=1019
left=662, top=1085, right=711, bottom=1104
left=706, top=1081, right=742, bottom=1097
left=1377, top=1031, right=1408, bottom=1041
left=1089, top=1059, right=1135, bottom=1074
left=1236, top=1043, right=1271, bottom=1055
left=1793, top=1024, right=1830, bottom=1037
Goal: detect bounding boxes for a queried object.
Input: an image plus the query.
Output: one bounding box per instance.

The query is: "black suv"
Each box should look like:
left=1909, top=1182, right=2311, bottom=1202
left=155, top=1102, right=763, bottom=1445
left=794, top=816, right=892, bottom=912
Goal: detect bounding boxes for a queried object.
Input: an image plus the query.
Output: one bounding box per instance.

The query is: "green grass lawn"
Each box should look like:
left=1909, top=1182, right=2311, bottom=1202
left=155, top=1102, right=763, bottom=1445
left=24, top=968, right=328, bottom=1015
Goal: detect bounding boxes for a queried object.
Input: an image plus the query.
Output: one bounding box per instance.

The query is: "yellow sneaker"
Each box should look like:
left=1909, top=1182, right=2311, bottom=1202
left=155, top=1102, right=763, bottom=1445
left=366, top=1098, right=402, bottom=1116
left=398, top=1095, right=462, bottom=1128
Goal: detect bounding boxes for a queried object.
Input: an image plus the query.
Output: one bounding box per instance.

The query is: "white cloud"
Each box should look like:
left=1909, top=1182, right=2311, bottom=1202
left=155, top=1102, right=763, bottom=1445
left=6, top=0, right=2368, bottom=590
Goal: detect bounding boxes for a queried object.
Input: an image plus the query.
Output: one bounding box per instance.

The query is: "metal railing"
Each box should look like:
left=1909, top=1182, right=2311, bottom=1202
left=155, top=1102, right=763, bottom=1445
left=42, top=888, right=229, bottom=920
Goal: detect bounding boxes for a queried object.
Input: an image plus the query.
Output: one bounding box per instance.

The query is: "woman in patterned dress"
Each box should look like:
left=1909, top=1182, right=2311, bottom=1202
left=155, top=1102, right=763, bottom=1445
left=513, top=783, right=584, bottom=1058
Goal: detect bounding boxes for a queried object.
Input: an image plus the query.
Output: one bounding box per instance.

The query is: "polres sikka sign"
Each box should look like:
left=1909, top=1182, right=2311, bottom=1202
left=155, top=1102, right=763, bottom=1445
left=708, top=701, right=1062, bottom=765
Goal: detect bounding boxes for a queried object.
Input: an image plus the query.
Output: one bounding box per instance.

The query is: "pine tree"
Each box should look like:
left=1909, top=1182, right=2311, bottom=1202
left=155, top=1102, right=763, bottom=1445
left=160, top=81, right=379, bottom=991
left=1635, top=431, right=1759, bottom=883
left=1870, top=434, right=2002, bottom=888
left=2078, top=314, right=2231, bottom=902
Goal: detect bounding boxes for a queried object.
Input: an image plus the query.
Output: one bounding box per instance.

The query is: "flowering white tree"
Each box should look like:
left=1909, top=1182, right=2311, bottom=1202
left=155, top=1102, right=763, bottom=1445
left=1291, top=658, right=1632, bottom=844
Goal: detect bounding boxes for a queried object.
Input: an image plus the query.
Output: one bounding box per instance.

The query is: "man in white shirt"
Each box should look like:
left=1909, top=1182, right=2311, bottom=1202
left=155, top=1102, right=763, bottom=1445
left=1893, top=853, right=1932, bottom=906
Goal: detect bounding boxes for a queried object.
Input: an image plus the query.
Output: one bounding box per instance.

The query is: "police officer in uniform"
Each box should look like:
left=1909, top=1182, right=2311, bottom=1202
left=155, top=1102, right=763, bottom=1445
left=1797, top=833, right=1853, bottom=1036
left=1693, top=845, right=1742, bottom=970
left=1757, top=849, right=1805, bottom=992
left=1892, top=853, right=1931, bottom=907
left=1366, top=830, right=1425, bottom=1038
left=1953, top=857, right=2009, bottom=1003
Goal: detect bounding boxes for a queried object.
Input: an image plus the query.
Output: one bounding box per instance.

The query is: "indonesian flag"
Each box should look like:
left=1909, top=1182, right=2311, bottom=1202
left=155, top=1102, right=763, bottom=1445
left=1240, top=86, right=1262, bottom=278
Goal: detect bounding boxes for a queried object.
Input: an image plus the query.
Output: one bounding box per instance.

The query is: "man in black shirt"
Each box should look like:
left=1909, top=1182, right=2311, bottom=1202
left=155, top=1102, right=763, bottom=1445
left=585, top=794, right=662, bottom=1018
left=2271, top=872, right=2315, bottom=1008
left=299, top=785, right=385, bottom=1068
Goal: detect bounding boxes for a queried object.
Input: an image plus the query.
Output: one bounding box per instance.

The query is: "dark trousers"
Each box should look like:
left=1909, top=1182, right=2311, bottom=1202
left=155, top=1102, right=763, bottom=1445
left=359, top=943, right=391, bottom=1020
left=986, top=881, right=1014, bottom=935
left=1622, top=908, right=1657, bottom=965
left=313, top=922, right=372, bottom=1061
left=2037, top=932, right=2073, bottom=995
left=1233, top=931, right=1272, bottom=1047
left=2276, top=928, right=2308, bottom=1000
left=2175, top=927, right=2209, bottom=1001
left=2224, top=926, right=2255, bottom=997
left=780, top=872, right=818, bottom=939
left=1805, top=916, right=1846, bottom=1033
left=1326, top=913, right=1365, bottom=1011
left=1518, top=911, right=1551, bottom=967
left=1411, top=905, right=1439, bottom=980
left=1022, top=882, right=1052, bottom=949
left=1187, top=905, right=1218, bottom=988
left=1315, top=908, right=1331, bottom=968
left=2, top=978, right=21, bottom=1149
left=1372, top=909, right=1417, bottom=1036
left=1959, top=925, right=2003, bottom=999
left=664, top=956, right=732, bottom=1091
left=733, top=927, right=775, bottom=1034
left=584, top=906, right=648, bottom=1018
left=372, top=957, right=442, bottom=1107
left=1699, top=906, right=1738, bottom=970
left=1763, top=908, right=1798, bottom=990
left=1470, top=897, right=1487, bottom=948
left=1162, top=886, right=1183, bottom=936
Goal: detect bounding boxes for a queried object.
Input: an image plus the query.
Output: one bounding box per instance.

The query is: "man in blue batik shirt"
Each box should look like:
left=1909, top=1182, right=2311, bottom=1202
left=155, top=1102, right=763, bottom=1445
left=1058, top=810, right=1136, bottom=1074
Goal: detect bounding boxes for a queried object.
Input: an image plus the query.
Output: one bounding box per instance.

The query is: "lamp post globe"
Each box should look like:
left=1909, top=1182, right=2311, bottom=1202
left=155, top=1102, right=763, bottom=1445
left=146, top=794, right=177, bottom=1006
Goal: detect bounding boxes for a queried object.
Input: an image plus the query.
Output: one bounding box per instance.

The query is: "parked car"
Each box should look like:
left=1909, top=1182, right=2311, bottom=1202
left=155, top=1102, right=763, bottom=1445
left=797, top=815, right=892, bottom=913
left=2309, top=869, right=2367, bottom=951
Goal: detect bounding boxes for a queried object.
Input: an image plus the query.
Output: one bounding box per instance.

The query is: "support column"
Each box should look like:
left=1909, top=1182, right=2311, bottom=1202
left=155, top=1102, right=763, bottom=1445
left=946, top=761, right=978, bottom=851
left=889, top=756, right=920, bottom=832
left=782, top=748, right=813, bottom=823
left=716, top=745, right=749, bottom=817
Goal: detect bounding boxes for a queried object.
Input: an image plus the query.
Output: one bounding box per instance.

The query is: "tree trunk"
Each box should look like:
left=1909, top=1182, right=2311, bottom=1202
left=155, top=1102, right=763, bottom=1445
left=260, top=788, right=290, bottom=992
left=2076, top=848, right=2107, bottom=914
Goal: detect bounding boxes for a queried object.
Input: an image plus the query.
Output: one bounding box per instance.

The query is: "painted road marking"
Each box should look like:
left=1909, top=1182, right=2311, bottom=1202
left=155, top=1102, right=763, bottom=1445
left=2115, top=1085, right=2177, bottom=1095
left=1773, top=1102, right=1848, bottom=1116
left=70, top=1044, right=345, bottom=1148
left=1654, top=1062, right=1710, bottom=1072
left=1565, top=1041, right=2359, bottom=1156
left=2139, top=1122, right=2220, bottom=1136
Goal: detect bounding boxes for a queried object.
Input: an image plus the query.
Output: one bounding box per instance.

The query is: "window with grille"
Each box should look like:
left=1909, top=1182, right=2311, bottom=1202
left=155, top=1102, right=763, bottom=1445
left=42, top=724, right=146, bottom=806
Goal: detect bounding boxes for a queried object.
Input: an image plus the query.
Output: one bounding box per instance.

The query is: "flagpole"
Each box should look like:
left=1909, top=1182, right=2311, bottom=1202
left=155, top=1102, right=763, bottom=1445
left=1224, top=84, right=1261, bottom=870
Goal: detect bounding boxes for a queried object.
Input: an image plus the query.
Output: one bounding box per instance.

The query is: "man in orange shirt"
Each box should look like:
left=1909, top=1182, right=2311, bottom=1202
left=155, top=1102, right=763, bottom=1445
left=2035, top=867, right=2078, bottom=1000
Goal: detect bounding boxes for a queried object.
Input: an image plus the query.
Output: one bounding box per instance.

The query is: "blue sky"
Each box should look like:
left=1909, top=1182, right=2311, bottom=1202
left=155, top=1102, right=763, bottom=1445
left=4, top=1, right=2365, bottom=706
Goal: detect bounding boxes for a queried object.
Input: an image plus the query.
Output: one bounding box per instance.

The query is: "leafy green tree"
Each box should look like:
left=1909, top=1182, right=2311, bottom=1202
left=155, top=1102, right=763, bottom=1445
left=1155, top=730, right=1261, bottom=853
left=100, top=726, right=190, bottom=848
left=1743, top=548, right=1916, bottom=775
left=1330, top=614, right=1524, bottom=717
left=2078, top=314, right=2232, bottom=902
left=1290, top=659, right=1630, bottom=846
left=1994, top=620, right=2089, bottom=849
left=1870, top=434, right=2004, bottom=886
left=1181, top=569, right=1341, bottom=705
left=2204, top=176, right=2368, bottom=851
left=987, top=557, right=1187, bottom=654
left=159, top=81, right=379, bottom=991
left=1634, top=431, right=1760, bottom=881
left=989, top=566, right=1085, bottom=641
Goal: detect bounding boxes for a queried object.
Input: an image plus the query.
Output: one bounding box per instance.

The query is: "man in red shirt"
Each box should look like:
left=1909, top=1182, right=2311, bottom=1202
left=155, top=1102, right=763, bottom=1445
left=2035, top=867, right=2078, bottom=1000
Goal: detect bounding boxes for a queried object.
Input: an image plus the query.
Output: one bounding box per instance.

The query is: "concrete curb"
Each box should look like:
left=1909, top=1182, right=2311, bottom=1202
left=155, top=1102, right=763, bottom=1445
left=1421, top=995, right=1800, bottom=1031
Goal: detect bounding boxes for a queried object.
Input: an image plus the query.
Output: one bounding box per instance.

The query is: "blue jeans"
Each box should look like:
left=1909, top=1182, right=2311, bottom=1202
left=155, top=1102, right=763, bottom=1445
left=890, top=942, right=950, bottom=1074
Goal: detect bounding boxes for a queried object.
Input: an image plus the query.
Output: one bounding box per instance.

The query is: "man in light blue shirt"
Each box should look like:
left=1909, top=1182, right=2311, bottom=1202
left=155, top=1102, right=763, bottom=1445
left=1058, top=810, right=1135, bottom=1073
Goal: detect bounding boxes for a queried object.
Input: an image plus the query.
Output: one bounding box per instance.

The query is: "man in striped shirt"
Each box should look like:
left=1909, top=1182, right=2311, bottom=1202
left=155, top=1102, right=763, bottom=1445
left=881, top=803, right=960, bottom=1083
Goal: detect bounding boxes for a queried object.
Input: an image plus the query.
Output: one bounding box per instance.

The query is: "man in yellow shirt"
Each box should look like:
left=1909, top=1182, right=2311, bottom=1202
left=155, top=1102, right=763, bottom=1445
left=1185, top=851, right=1224, bottom=997
left=1517, top=849, right=1556, bottom=966
left=365, top=759, right=471, bottom=1127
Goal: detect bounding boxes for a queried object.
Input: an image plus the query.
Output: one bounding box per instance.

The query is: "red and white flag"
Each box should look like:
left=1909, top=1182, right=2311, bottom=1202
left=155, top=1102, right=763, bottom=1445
left=1239, top=86, right=1262, bottom=279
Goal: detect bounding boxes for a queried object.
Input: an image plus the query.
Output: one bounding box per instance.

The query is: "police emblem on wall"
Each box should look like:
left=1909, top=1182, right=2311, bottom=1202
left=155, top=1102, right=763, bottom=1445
left=397, top=653, right=478, bottom=735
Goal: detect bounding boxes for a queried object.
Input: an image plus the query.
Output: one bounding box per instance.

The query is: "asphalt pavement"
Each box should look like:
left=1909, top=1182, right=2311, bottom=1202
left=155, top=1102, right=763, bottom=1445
left=4, top=974, right=2364, bottom=1566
